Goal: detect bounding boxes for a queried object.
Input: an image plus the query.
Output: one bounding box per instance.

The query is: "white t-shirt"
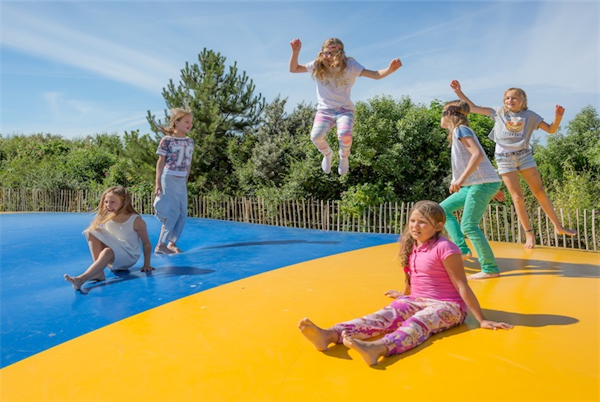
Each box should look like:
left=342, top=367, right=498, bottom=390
left=305, top=58, right=365, bottom=111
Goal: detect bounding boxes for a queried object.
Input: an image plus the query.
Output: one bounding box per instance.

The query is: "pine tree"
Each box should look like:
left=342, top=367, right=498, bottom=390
left=147, top=48, right=265, bottom=193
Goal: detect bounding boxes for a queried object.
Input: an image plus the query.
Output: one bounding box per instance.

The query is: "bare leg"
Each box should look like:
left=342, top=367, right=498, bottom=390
left=501, top=172, right=536, bottom=249
left=64, top=247, right=114, bottom=290
left=86, top=232, right=106, bottom=261
left=341, top=331, right=387, bottom=366
left=520, top=167, right=577, bottom=236
left=298, top=318, right=339, bottom=351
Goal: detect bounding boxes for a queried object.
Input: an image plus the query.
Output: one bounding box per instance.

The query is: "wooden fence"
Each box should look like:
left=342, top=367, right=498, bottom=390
left=1, top=188, right=598, bottom=252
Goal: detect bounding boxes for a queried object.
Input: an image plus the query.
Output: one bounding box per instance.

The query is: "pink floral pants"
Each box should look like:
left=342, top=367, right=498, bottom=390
left=332, top=296, right=466, bottom=356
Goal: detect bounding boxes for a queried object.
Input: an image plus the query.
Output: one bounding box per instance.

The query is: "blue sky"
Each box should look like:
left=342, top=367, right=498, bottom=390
left=1, top=1, right=598, bottom=141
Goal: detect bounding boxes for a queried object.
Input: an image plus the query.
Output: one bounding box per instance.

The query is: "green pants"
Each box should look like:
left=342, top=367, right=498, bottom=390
left=440, top=182, right=501, bottom=274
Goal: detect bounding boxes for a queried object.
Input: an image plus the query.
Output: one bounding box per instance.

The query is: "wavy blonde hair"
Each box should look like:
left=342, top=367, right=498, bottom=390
left=398, top=201, right=446, bottom=288
left=502, top=87, right=528, bottom=115
left=159, top=107, right=193, bottom=136
left=442, top=100, right=470, bottom=143
left=86, top=186, right=138, bottom=232
left=312, top=38, right=348, bottom=82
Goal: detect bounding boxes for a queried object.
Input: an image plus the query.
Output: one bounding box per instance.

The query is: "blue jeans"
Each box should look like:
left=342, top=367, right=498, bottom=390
left=440, top=182, right=501, bottom=274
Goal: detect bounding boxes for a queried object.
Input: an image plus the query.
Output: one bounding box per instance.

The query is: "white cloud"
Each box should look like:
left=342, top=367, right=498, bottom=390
left=1, top=6, right=179, bottom=93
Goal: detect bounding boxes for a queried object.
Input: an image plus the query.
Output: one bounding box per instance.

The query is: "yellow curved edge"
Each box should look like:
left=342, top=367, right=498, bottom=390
left=1, top=242, right=598, bottom=402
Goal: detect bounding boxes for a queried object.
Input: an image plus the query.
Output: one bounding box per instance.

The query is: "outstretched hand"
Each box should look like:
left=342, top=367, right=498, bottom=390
left=290, top=38, right=302, bottom=53
left=388, top=58, right=402, bottom=73
left=480, top=320, right=513, bottom=330
left=450, top=80, right=462, bottom=93
left=555, top=105, right=565, bottom=117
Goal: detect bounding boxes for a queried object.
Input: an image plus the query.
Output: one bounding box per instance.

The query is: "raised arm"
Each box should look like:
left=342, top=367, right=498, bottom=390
left=450, top=80, right=494, bottom=116
left=443, top=254, right=513, bottom=330
left=289, top=38, right=308, bottom=73
left=360, top=58, right=402, bottom=80
left=538, top=105, right=565, bottom=134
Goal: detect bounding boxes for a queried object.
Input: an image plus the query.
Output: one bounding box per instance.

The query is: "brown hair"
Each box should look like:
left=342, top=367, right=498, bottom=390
left=442, top=100, right=470, bottom=143
left=86, top=186, right=138, bottom=231
left=312, top=38, right=348, bottom=82
left=399, top=201, right=446, bottom=286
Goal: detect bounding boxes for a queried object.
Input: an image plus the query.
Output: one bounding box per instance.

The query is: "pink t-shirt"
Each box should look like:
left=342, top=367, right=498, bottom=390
left=408, top=236, right=466, bottom=310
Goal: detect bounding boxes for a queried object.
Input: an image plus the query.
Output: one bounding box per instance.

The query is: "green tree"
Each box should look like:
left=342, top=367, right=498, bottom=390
left=147, top=48, right=265, bottom=194
left=534, top=105, right=600, bottom=210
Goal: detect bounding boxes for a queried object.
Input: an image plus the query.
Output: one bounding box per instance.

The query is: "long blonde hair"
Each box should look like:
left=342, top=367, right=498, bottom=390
left=502, top=87, right=528, bottom=115
left=312, top=38, right=348, bottom=82
left=399, top=201, right=446, bottom=285
left=159, top=108, right=193, bottom=136
left=442, top=100, right=470, bottom=143
left=86, top=186, right=138, bottom=231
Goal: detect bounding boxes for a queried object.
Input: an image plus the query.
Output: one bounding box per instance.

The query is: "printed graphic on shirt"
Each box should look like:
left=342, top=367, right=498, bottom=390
left=324, top=76, right=351, bottom=88
left=157, top=137, right=194, bottom=174
left=503, top=116, right=525, bottom=137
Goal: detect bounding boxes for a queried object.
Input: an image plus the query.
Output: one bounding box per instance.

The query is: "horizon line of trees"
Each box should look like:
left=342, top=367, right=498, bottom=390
left=1, top=49, right=599, bottom=215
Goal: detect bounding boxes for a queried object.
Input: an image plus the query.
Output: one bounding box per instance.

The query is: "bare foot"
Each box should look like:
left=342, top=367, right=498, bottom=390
left=167, top=243, right=183, bottom=253
left=462, top=253, right=472, bottom=261
left=64, top=274, right=85, bottom=290
left=468, top=271, right=500, bottom=280
left=557, top=227, right=577, bottom=236
left=341, top=331, right=387, bottom=366
left=524, top=231, right=535, bottom=249
left=298, top=318, right=337, bottom=351
left=155, top=244, right=174, bottom=255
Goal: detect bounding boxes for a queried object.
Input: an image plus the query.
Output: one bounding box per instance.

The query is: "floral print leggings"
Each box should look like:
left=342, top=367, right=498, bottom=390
left=310, top=108, right=355, bottom=158
left=332, top=296, right=466, bottom=356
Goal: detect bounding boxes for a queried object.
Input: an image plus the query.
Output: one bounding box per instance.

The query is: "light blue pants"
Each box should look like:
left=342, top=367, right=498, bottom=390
left=153, top=174, right=188, bottom=245
left=440, top=182, right=501, bottom=274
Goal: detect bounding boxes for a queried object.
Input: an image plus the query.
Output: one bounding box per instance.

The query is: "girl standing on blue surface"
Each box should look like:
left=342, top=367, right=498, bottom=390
left=289, top=37, right=402, bottom=175
left=450, top=80, right=576, bottom=249
left=298, top=200, right=512, bottom=366
left=153, top=108, right=194, bottom=254
left=64, top=186, right=154, bottom=291
left=439, top=100, right=503, bottom=280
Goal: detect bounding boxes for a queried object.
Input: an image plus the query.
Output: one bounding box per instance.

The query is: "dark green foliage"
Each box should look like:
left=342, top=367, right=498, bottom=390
left=1, top=45, right=597, bottom=216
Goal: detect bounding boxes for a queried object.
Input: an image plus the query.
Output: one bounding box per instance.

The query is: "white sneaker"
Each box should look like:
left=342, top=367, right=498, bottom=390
left=321, top=151, right=333, bottom=174
left=338, top=156, right=349, bottom=175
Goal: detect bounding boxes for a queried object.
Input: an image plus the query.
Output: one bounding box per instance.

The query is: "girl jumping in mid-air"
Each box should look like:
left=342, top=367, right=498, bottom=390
left=451, top=80, right=576, bottom=249
left=298, top=200, right=512, bottom=366
left=64, top=186, right=154, bottom=290
left=289, top=37, right=402, bottom=175
left=154, top=108, right=194, bottom=254
left=439, top=100, right=503, bottom=280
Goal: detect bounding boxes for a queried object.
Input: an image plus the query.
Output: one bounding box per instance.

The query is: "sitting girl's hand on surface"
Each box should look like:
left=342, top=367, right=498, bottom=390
left=384, top=289, right=404, bottom=298
left=480, top=320, right=513, bottom=330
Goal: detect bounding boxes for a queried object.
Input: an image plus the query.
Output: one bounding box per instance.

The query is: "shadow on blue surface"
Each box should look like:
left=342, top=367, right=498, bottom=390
left=79, top=266, right=216, bottom=294
left=0, top=213, right=397, bottom=368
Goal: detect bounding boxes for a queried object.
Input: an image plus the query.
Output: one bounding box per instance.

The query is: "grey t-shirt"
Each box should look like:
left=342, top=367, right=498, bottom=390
left=488, top=107, right=543, bottom=151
